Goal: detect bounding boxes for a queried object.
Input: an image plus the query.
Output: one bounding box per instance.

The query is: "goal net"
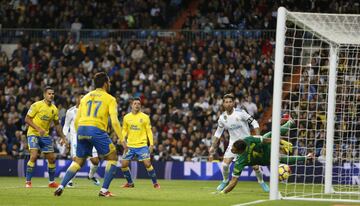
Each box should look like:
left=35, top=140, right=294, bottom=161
left=270, top=7, right=360, bottom=202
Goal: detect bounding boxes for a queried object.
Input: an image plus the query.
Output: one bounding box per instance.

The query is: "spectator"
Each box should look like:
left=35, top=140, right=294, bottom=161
left=101, top=56, right=112, bottom=71
left=0, top=30, right=278, bottom=160
left=82, top=56, right=94, bottom=72
left=183, top=0, right=358, bottom=30
left=14, top=60, right=25, bottom=75
left=1, top=0, right=188, bottom=30
left=0, top=143, right=8, bottom=156
left=242, top=96, right=258, bottom=117
left=10, top=144, right=19, bottom=157
left=27, top=57, right=40, bottom=73
left=71, top=18, right=82, bottom=42
left=131, top=44, right=144, bottom=62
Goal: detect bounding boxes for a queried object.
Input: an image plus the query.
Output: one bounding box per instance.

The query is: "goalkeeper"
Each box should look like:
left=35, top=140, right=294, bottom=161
left=219, top=118, right=314, bottom=194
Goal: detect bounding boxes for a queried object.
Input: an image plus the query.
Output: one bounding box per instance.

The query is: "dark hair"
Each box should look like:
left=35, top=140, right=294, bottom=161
left=233, top=139, right=247, bottom=153
left=223, top=93, right=235, bottom=100
left=131, top=96, right=141, bottom=102
left=43, top=86, right=54, bottom=93
left=94, top=72, right=109, bottom=88
left=75, top=91, right=86, bottom=97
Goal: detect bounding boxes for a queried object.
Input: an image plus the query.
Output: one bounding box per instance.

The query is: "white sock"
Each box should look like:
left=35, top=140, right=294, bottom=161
left=100, top=188, right=107, bottom=193
left=222, top=162, right=230, bottom=182
left=255, top=168, right=264, bottom=183
left=89, top=163, right=98, bottom=178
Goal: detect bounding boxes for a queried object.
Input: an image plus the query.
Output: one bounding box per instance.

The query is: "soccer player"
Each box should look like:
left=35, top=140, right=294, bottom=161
left=54, top=72, right=124, bottom=197
left=25, top=86, right=67, bottom=188
left=208, top=94, right=269, bottom=192
left=220, top=119, right=314, bottom=194
left=120, top=97, right=160, bottom=189
left=62, top=92, right=100, bottom=187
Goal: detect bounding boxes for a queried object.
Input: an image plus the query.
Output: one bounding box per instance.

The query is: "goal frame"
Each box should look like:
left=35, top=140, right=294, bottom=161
left=270, top=7, right=359, bottom=202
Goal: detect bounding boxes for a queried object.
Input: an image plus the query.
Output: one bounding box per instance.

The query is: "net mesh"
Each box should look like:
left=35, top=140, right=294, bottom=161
left=287, top=12, right=360, bottom=45
left=278, top=10, right=360, bottom=201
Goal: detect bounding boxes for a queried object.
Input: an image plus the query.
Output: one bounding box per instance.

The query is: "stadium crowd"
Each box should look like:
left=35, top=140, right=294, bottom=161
left=2, top=0, right=358, bottom=162
left=0, top=0, right=188, bottom=29
left=2, top=0, right=358, bottom=31
left=0, top=32, right=274, bottom=161
left=182, top=0, right=360, bottom=30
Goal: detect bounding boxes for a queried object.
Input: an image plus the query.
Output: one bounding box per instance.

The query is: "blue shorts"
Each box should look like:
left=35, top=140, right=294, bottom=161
left=76, top=126, right=115, bottom=158
left=123, top=146, right=150, bottom=161
left=27, top=136, right=54, bottom=153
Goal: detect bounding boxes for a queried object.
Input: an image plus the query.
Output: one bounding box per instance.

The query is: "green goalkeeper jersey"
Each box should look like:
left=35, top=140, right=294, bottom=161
left=232, top=136, right=271, bottom=177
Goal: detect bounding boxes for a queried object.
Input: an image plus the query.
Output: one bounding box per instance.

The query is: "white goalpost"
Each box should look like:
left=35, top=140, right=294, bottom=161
left=270, top=7, right=360, bottom=202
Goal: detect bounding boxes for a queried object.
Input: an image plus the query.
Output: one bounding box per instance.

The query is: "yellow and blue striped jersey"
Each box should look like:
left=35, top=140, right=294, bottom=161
left=122, top=112, right=153, bottom=148
left=27, top=100, right=59, bottom=137
left=75, top=88, right=123, bottom=140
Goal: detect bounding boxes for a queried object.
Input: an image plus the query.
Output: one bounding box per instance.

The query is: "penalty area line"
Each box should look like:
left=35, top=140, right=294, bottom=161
left=232, top=199, right=268, bottom=206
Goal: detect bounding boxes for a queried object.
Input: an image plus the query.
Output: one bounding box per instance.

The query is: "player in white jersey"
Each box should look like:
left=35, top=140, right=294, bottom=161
left=209, top=94, right=269, bottom=192
left=63, top=93, right=100, bottom=186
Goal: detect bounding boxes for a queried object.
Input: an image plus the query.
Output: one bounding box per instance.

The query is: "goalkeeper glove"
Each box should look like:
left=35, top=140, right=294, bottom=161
left=280, top=139, right=293, bottom=155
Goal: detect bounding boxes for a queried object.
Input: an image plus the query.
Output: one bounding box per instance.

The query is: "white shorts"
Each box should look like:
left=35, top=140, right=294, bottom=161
left=91, top=147, right=98, bottom=158
left=223, top=144, right=237, bottom=159
left=70, top=141, right=77, bottom=158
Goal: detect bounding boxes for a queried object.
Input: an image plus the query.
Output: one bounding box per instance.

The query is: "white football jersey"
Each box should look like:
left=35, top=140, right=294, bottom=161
left=214, top=108, right=258, bottom=146
left=62, top=106, right=78, bottom=144
left=63, top=105, right=98, bottom=158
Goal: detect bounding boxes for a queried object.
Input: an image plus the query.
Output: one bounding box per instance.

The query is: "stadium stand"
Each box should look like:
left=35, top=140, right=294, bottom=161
left=0, top=0, right=358, bottom=161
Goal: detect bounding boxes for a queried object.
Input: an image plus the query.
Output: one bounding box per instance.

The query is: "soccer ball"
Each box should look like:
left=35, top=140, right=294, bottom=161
left=278, top=164, right=291, bottom=181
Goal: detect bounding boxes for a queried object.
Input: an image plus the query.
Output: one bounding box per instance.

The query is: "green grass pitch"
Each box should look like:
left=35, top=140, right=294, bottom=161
left=0, top=177, right=358, bottom=206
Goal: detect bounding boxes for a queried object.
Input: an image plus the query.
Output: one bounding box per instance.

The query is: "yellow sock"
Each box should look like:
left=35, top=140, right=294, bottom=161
left=146, top=165, right=154, bottom=171
left=27, top=161, right=35, bottom=167
left=68, top=162, right=81, bottom=172
left=106, top=160, right=117, bottom=171
left=48, top=163, right=56, bottom=169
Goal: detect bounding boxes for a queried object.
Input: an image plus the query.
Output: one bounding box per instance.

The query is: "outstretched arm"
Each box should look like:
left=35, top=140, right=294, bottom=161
left=251, top=135, right=271, bottom=144
left=119, top=116, right=128, bottom=153
left=62, top=110, right=71, bottom=140
left=209, top=120, right=224, bottom=155
left=263, top=138, right=271, bottom=144
left=109, top=99, right=123, bottom=142
left=280, top=153, right=315, bottom=164
left=252, top=135, right=293, bottom=154
left=145, top=116, right=154, bottom=153
left=220, top=158, right=245, bottom=194
left=253, top=135, right=292, bottom=155
left=222, top=176, right=238, bottom=194
left=209, top=136, right=220, bottom=155
left=54, top=119, right=67, bottom=145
